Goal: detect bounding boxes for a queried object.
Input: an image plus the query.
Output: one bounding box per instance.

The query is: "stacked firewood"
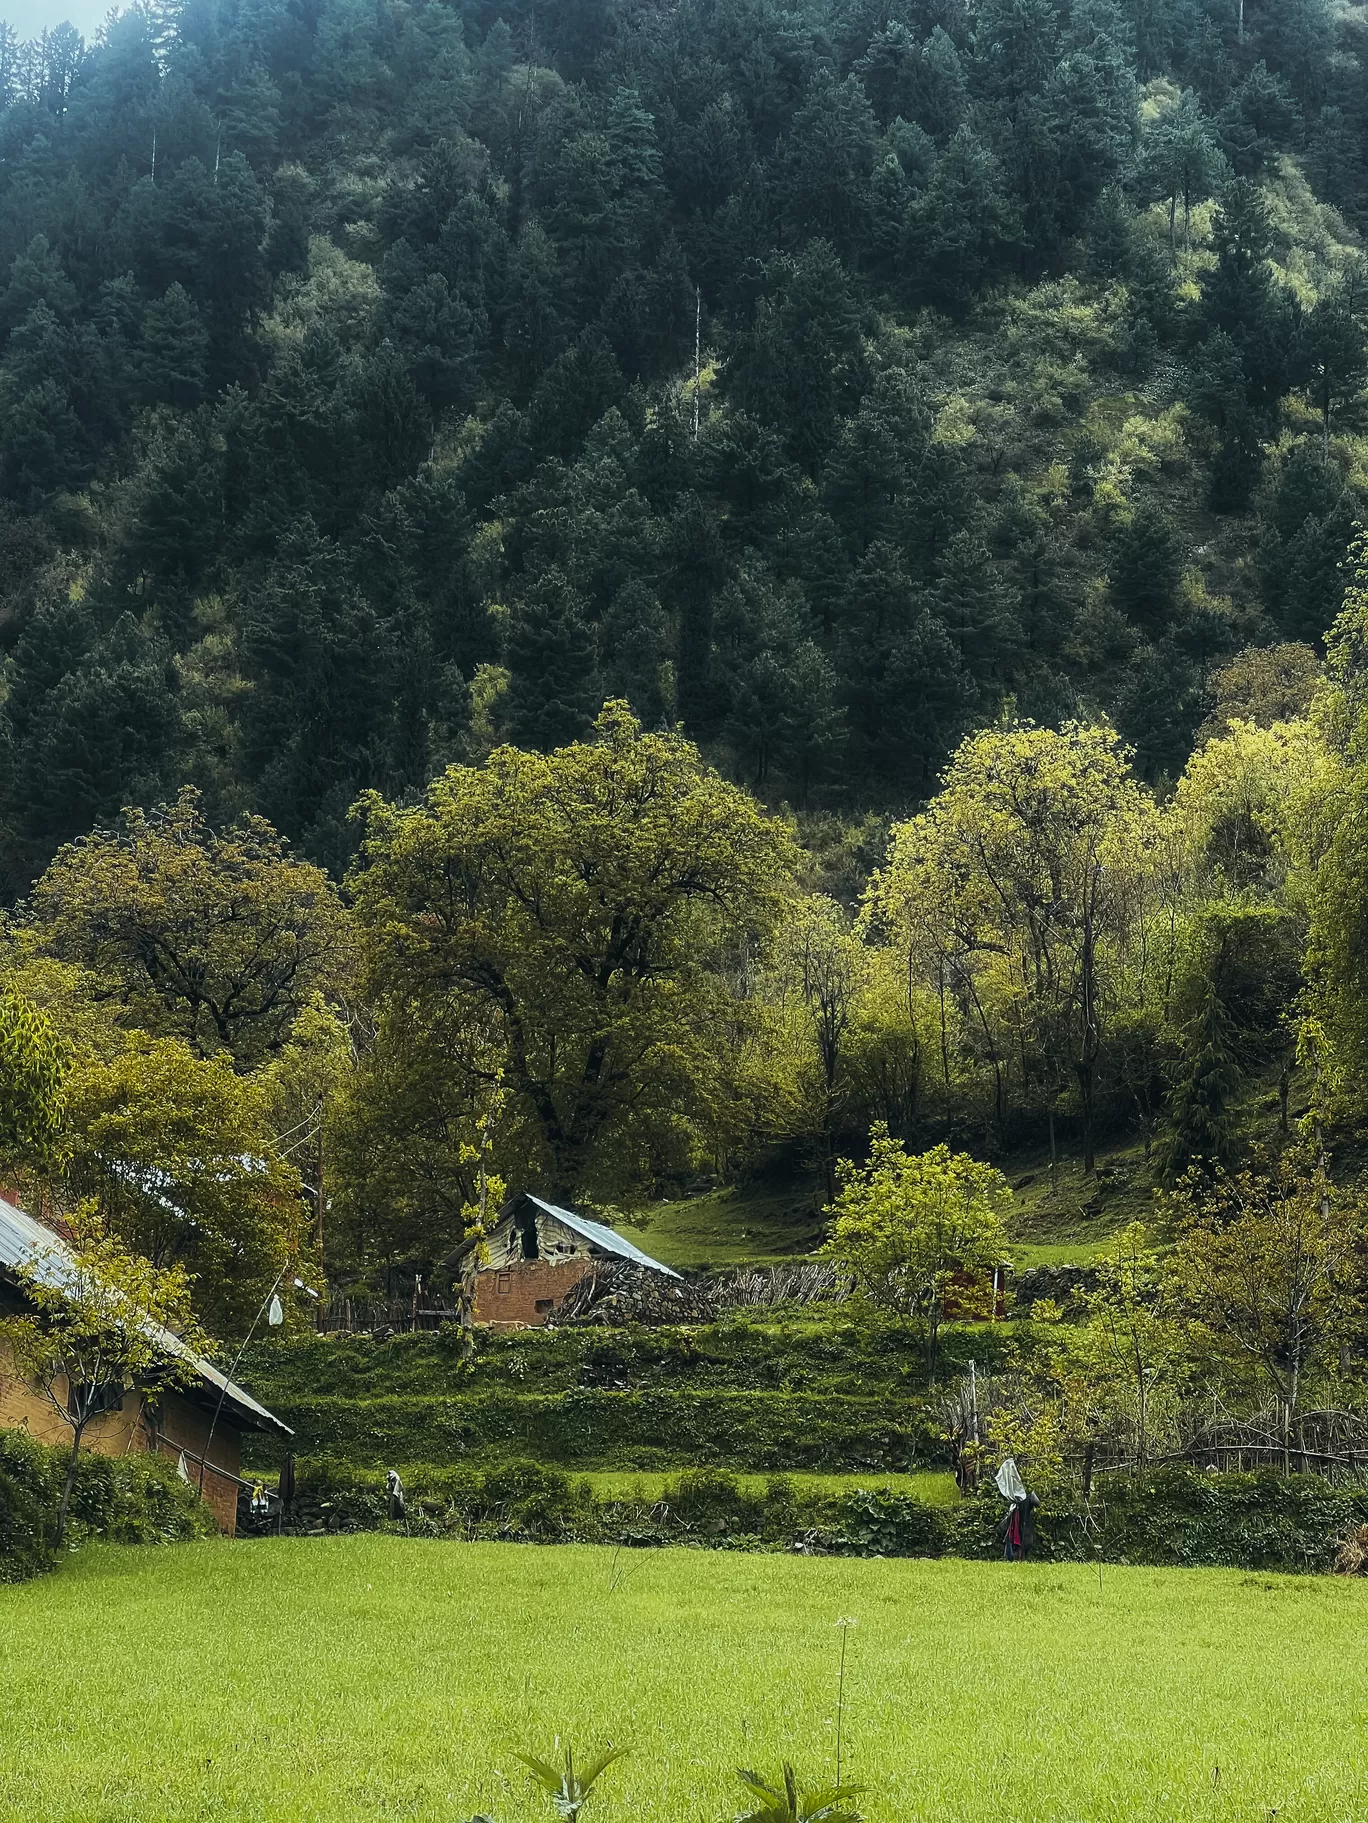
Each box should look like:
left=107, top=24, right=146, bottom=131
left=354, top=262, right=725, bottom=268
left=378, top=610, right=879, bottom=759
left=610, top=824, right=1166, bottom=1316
left=546, top=1258, right=854, bottom=1326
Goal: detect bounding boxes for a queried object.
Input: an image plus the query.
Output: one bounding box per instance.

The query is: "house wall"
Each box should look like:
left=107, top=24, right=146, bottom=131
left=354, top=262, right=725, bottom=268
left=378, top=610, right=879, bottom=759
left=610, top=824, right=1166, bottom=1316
left=473, top=1258, right=594, bottom=1327
left=0, top=1337, right=245, bottom=1534
left=480, top=1206, right=595, bottom=1271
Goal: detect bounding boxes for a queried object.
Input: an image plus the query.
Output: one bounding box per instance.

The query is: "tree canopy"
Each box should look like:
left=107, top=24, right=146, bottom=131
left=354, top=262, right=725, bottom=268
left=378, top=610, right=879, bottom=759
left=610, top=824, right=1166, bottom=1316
left=349, top=703, right=799, bottom=1203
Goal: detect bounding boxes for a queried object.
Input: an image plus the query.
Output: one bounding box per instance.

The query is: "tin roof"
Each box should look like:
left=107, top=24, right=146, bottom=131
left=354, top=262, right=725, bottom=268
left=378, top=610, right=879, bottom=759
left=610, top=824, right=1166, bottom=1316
left=0, top=1195, right=291, bottom=1437
left=525, top=1195, right=682, bottom=1278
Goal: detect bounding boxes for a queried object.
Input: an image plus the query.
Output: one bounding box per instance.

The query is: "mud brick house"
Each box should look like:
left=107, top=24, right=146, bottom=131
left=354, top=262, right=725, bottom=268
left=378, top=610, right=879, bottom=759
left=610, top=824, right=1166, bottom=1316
left=448, top=1192, right=680, bottom=1327
left=0, top=1195, right=291, bottom=1533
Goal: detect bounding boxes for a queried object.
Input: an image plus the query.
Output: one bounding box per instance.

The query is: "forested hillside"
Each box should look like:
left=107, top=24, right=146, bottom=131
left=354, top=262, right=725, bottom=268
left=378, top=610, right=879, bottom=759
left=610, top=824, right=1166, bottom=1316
left=0, top=0, right=1365, bottom=886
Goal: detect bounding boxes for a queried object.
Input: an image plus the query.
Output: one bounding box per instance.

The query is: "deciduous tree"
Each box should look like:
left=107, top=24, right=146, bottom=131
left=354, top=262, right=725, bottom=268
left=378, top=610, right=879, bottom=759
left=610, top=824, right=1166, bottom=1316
left=27, top=789, right=349, bottom=1068
left=821, top=1125, right=1010, bottom=1377
left=350, top=702, right=800, bottom=1203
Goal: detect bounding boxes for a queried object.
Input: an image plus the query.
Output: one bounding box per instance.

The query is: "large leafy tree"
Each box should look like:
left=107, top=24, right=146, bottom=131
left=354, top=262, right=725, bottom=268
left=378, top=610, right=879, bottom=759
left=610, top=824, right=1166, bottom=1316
left=870, top=722, right=1162, bottom=1167
left=350, top=702, right=800, bottom=1204
left=26, top=789, right=350, bottom=1068
left=59, top=1037, right=303, bottom=1331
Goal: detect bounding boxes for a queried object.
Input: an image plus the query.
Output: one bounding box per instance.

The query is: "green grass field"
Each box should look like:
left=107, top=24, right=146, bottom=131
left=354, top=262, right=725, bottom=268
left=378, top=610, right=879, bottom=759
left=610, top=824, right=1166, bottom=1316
left=3, top=1540, right=1368, bottom=1823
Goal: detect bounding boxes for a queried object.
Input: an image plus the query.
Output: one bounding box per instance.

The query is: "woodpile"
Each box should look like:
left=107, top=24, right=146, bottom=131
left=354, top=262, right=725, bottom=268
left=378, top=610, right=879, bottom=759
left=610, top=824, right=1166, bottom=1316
left=545, top=1259, right=853, bottom=1326
left=708, top=1261, right=853, bottom=1307
left=545, top=1263, right=718, bottom=1326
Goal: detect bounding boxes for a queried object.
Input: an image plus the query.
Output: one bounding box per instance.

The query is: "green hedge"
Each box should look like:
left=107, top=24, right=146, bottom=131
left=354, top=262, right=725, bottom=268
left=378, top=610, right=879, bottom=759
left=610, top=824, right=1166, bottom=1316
left=247, top=1386, right=943, bottom=1473
left=0, top=1430, right=217, bottom=1583
left=238, top=1319, right=1015, bottom=1404
left=240, top=1458, right=1368, bottom=1574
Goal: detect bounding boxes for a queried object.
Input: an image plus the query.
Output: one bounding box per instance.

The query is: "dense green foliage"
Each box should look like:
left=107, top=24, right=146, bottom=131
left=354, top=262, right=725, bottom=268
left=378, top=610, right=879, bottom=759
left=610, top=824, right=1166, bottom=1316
left=242, top=1453, right=1368, bottom=1573
left=239, top=1316, right=1013, bottom=1400
left=0, top=0, right=1365, bottom=888
left=4, top=0, right=1368, bottom=1368
left=0, top=1427, right=213, bottom=1581
left=237, top=1321, right=1015, bottom=1470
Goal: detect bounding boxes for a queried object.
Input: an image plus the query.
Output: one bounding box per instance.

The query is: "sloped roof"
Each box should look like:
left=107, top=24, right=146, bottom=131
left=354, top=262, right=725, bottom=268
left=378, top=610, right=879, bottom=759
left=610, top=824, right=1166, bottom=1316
left=0, top=1196, right=291, bottom=1438
left=525, top=1195, right=682, bottom=1279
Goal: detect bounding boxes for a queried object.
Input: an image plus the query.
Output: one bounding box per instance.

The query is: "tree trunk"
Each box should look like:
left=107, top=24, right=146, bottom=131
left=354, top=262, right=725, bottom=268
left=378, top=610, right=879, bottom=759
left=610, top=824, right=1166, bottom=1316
left=458, top=1258, right=478, bottom=1363
left=56, top=1425, right=84, bottom=1546
left=1077, top=882, right=1099, bottom=1175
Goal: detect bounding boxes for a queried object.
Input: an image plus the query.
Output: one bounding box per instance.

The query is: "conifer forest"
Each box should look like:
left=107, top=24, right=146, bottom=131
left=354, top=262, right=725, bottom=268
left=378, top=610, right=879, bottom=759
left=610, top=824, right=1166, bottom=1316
left=1, top=0, right=1368, bottom=1287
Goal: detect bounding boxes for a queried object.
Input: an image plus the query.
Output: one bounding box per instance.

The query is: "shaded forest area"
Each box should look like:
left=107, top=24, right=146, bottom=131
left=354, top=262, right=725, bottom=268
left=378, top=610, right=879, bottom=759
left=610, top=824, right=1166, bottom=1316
left=0, top=0, right=1365, bottom=886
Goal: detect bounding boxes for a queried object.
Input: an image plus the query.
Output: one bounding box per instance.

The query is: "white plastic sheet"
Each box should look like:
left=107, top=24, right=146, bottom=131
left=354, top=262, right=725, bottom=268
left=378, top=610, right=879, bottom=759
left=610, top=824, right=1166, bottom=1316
left=995, top=1456, right=1027, bottom=1502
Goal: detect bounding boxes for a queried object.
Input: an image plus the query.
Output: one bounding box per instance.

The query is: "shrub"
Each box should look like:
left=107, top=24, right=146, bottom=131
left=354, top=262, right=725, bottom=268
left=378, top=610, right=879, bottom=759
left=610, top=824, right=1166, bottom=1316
left=0, top=1427, right=214, bottom=1582
left=240, top=1456, right=1368, bottom=1573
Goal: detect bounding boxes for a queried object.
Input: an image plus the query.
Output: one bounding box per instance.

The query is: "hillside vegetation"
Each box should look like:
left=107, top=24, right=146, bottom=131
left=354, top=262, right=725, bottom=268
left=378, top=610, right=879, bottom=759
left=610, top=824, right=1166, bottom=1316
left=0, top=0, right=1364, bottom=876
left=2, top=0, right=1368, bottom=1357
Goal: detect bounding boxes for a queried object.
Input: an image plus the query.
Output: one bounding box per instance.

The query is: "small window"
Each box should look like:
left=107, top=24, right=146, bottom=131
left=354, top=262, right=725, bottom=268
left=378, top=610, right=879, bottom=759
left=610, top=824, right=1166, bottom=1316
left=68, top=1380, right=124, bottom=1423
left=534, top=1299, right=554, bottom=1314
left=495, top=1270, right=512, bottom=1294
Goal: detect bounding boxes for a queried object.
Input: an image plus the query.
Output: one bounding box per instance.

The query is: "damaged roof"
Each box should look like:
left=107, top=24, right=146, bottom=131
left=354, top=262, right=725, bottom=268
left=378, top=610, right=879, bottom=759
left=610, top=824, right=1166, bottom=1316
left=448, top=1191, right=682, bottom=1279
left=0, top=1195, right=292, bottom=1438
left=524, top=1195, right=683, bottom=1279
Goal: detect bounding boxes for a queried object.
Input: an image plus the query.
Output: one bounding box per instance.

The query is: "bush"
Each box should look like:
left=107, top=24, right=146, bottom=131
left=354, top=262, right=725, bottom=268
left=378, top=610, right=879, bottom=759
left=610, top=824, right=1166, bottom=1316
left=239, top=1318, right=1012, bottom=1404
left=236, top=1320, right=995, bottom=1475
left=0, top=1427, right=217, bottom=1582
left=0, top=1436, right=54, bottom=1581
left=247, top=1385, right=942, bottom=1473
left=238, top=1456, right=1368, bottom=1574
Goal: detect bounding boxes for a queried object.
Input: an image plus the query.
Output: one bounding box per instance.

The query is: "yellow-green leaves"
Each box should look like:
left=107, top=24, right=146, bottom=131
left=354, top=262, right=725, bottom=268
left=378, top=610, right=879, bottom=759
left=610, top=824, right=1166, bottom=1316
left=869, top=720, right=1161, bottom=1162
left=61, top=1038, right=302, bottom=1332
left=822, top=1125, right=1010, bottom=1375
left=1170, top=714, right=1330, bottom=894
left=0, top=987, right=66, bottom=1164
left=27, top=787, right=350, bottom=1069
left=350, top=703, right=800, bottom=1201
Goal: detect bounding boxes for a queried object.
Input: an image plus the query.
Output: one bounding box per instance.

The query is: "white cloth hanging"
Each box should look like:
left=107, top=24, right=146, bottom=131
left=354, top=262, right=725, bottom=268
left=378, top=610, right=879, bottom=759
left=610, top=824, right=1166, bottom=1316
left=995, top=1456, right=1027, bottom=1502
left=176, top=1450, right=190, bottom=1483
left=267, top=1293, right=284, bottom=1327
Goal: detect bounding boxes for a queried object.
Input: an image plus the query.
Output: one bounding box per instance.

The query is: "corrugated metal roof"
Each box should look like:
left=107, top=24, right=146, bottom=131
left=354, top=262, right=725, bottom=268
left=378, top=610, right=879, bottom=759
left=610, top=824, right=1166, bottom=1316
left=0, top=1196, right=291, bottom=1437
left=526, top=1195, right=683, bottom=1279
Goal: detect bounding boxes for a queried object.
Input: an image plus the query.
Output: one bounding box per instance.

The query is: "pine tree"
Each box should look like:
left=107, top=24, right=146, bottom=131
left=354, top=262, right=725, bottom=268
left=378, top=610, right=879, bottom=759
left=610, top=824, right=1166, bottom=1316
left=138, top=282, right=209, bottom=408
left=1160, top=977, right=1244, bottom=1182
left=1110, top=503, right=1183, bottom=634
left=503, top=567, right=603, bottom=751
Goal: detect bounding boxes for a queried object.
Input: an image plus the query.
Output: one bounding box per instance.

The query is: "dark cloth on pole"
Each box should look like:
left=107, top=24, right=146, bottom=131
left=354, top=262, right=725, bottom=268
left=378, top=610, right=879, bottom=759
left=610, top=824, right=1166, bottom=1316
left=997, top=1492, right=1041, bottom=1561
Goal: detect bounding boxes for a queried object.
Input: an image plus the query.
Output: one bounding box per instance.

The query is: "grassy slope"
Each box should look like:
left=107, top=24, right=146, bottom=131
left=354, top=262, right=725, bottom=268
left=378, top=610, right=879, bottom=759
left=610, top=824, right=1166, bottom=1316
left=624, top=1066, right=1309, bottom=1273
left=614, top=1152, right=1147, bottom=1273
left=575, top=1468, right=960, bottom=1504
left=4, top=1540, right=1368, bottom=1822
left=614, top=1186, right=825, bottom=1269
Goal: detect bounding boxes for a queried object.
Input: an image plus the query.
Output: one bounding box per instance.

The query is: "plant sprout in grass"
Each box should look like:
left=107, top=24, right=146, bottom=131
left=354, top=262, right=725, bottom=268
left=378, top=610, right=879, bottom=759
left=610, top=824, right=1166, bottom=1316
left=735, top=1765, right=863, bottom=1823
left=515, top=1745, right=625, bottom=1823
